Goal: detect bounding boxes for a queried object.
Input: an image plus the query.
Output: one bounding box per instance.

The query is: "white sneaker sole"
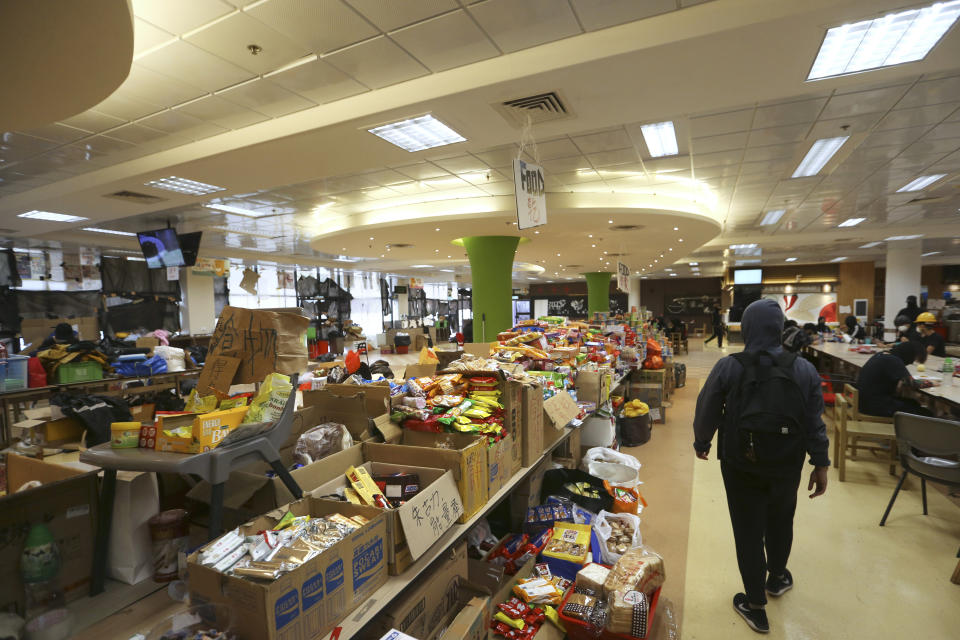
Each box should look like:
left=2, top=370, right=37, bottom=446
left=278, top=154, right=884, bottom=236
left=734, top=603, right=770, bottom=634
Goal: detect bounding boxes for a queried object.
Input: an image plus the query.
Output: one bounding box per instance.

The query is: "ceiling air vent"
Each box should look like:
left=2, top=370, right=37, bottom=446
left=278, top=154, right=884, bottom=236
left=609, top=224, right=643, bottom=231
left=104, top=190, right=167, bottom=204
left=386, top=243, right=414, bottom=249
left=493, top=91, right=571, bottom=128
left=905, top=195, right=951, bottom=205
left=564, top=264, right=583, bottom=269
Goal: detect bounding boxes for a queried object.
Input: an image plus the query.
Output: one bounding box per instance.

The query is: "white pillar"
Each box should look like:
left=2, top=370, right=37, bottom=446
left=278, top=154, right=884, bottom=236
left=883, top=239, right=922, bottom=338
left=180, top=270, right=216, bottom=335
left=628, top=276, right=642, bottom=311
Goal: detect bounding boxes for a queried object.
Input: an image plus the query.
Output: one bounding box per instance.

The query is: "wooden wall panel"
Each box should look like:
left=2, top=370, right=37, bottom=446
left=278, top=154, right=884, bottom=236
left=837, top=261, right=875, bottom=319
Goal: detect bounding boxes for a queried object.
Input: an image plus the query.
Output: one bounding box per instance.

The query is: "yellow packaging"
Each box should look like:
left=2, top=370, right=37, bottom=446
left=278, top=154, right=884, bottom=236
left=110, top=422, right=140, bottom=448
left=345, top=465, right=389, bottom=509
left=541, top=523, right=591, bottom=564
left=185, top=389, right=219, bottom=414
left=155, top=406, right=249, bottom=454
left=243, top=372, right=293, bottom=424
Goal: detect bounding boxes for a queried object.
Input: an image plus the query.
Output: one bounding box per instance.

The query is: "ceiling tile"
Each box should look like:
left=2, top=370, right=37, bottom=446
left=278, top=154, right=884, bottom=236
left=588, top=147, right=637, bottom=167
left=392, top=162, right=449, bottom=180
left=324, top=36, right=428, bottom=89
left=742, top=142, right=801, bottom=162
left=643, top=155, right=691, bottom=173
left=807, top=113, right=882, bottom=139
left=819, top=85, right=910, bottom=120
left=532, top=138, right=580, bottom=160
left=468, top=0, right=581, bottom=53
left=391, top=10, right=499, bottom=72
left=68, top=135, right=136, bottom=155
left=690, top=108, right=755, bottom=139
left=137, top=40, right=253, bottom=92
left=133, top=17, right=175, bottom=55
left=571, top=128, right=631, bottom=154
left=472, top=144, right=520, bottom=166
left=692, top=149, right=743, bottom=168
left=540, top=155, right=591, bottom=173
left=900, top=137, right=959, bottom=157
left=120, top=64, right=208, bottom=108
left=218, top=78, right=316, bottom=117
left=362, top=169, right=416, bottom=186
left=692, top=131, right=748, bottom=154
left=186, top=11, right=309, bottom=74
left=752, top=97, right=827, bottom=129
left=93, top=91, right=163, bottom=121
left=432, top=155, right=489, bottom=173
left=345, top=0, right=458, bottom=31
left=60, top=110, right=126, bottom=134
left=21, top=123, right=91, bottom=144
left=895, top=75, right=960, bottom=109
left=139, top=110, right=230, bottom=139
left=174, top=95, right=271, bottom=128
left=132, top=0, right=235, bottom=35
left=268, top=58, right=369, bottom=103
left=569, top=0, right=676, bottom=31
left=924, top=121, right=960, bottom=140
left=747, top=123, right=810, bottom=147
left=246, top=0, right=378, bottom=55
left=860, top=125, right=928, bottom=149
left=0, top=132, right=60, bottom=163
left=104, top=123, right=169, bottom=145
left=478, top=180, right=516, bottom=196
left=875, top=102, right=958, bottom=130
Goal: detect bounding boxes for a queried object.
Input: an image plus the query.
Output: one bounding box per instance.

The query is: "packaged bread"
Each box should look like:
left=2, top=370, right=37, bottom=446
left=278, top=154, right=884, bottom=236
left=561, top=592, right=597, bottom=622
left=603, top=546, right=665, bottom=596
left=576, top=563, right=610, bottom=594
left=607, top=588, right=650, bottom=637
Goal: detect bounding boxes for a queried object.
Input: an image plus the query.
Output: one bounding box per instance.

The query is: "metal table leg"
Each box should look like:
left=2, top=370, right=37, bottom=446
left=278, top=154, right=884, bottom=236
left=90, top=468, right=117, bottom=595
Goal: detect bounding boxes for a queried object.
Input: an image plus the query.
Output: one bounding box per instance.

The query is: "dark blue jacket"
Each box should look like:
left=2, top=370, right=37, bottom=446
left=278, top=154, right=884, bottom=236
left=693, top=299, right=830, bottom=469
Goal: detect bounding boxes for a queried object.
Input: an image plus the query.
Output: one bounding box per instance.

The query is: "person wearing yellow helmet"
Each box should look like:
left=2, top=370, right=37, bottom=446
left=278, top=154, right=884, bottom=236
left=915, top=311, right=945, bottom=357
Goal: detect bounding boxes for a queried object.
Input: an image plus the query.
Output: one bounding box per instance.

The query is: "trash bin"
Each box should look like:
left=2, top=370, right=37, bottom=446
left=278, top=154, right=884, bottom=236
left=619, top=414, right=651, bottom=447
left=394, top=333, right=411, bottom=354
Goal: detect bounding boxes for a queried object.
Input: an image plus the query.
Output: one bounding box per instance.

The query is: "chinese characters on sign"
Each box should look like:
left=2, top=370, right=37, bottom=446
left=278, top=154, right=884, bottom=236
left=617, top=262, right=629, bottom=293
left=513, top=158, right=547, bottom=230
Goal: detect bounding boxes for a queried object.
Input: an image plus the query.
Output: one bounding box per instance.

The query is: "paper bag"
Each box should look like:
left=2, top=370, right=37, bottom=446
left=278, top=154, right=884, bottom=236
left=108, top=471, right=159, bottom=584
left=207, top=306, right=309, bottom=384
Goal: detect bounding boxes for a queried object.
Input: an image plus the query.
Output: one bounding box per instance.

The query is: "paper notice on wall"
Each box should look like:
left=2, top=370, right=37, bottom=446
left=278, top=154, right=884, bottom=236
left=167, top=266, right=180, bottom=281
left=839, top=305, right=851, bottom=313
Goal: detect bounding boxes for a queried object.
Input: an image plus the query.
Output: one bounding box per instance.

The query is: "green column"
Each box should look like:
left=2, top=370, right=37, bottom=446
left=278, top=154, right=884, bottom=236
left=584, top=271, right=612, bottom=315
left=462, top=236, right=520, bottom=341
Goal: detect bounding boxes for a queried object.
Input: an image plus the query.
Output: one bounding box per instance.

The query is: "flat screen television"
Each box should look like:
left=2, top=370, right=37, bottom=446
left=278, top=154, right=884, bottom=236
left=178, top=231, right=203, bottom=267
left=137, top=228, right=184, bottom=268
left=733, top=268, right=762, bottom=285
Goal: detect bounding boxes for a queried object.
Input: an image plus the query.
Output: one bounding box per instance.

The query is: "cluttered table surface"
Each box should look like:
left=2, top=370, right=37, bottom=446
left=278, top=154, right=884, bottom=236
left=808, top=342, right=960, bottom=406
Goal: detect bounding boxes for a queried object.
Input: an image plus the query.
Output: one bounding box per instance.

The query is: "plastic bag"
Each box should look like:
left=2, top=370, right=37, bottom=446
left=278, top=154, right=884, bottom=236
left=594, top=510, right=642, bottom=564
left=243, top=372, right=293, bottom=424
left=581, top=447, right=641, bottom=488
left=292, top=422, right=350, bottom=466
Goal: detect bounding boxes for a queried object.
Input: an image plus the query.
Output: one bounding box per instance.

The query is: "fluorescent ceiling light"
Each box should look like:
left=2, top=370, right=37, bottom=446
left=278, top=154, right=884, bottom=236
left=332, top=257, right=358, bottom=263
left=785, top=257, right=798, bottom=262
left=127, top=256, right=146, bottom=261
left=439, top=269, right=455, bottom=273
left=410, top=264, right=434, bottom=268
left=145, top=176, right=225, bottom=195
left=82, top=227, right=136, bottom=236
left=808, top=1, right=960, bottom=81
left=792, top=136, right=849, bottom=177
left=729, top=243, right=758, bottom=249
left=368, top=115, right=465, bottom=152
left=885, top=234, right=924, bottom=241
left=838, top=217, right=866, bottom=227
left=922, top=251, right=941, bottom=256
left=664, top=268, right=673, bottom=272
left=18, top=210, right=88, bottom=223
left=896, top=174, right=946, bottom=192
left=689, top=262, right=699, bottom=266
left=669, top=273, right=678, bottom=276
left=830, top=256, right=848, bottom=262
left=735, top=259, right=762, bottom=265
left=859, top=241, right=882, bottom=248
left=639, top=121, right=679, bottom=157
left=205, top=203, right=271, bottom=217
left=760, top=209, right=786, bottom=226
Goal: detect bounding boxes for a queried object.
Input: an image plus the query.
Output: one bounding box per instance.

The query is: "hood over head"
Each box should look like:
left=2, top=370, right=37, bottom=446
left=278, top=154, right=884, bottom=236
left=741, top=299, right=784, bottom=351
left=906, top=295, right=918, bottom=309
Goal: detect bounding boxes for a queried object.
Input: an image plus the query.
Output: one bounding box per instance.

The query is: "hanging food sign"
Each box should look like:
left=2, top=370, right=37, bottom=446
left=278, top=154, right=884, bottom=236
left=513, top=158, right=547, bottom=230
left=617, top=262, right=630, bottom=293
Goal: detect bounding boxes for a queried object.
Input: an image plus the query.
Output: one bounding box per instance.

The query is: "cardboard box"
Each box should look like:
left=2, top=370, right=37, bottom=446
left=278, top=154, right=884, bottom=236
left=324, top=382, right=391, bottom=418
left=437, top=369, right=523, bottom=439
left=311, top=446, right=462, bottom=574
left=487, top=434, right=513, bottom=497
left=20, top=316, right=98, bottom=350
left=301, top=389, right=375, bottom=441
left=520, top=384, right=544, bottom=467
left=154, top=406, right=249, bottom=453
left=0, top=455, right=98, bottom=614
left=543, top=391, right=580, bottom=434
left=462, top=343, right=492, bottom=357
left=629, top=382, right=663, bottom=408
left=402, top=363, right=438, bottom=379
left=136, top=337, right=160, bottom=349
left=413, top=333, right=431, bottom=352
left=440, top=596, right=489, bottom=640
left=508, top=456, right=552, bottom=525
left=187, top=498, right=387, bottom=640
left=11, top=416, right=85, bottom=446
left=364, top=432, right=488, bottom=523
left=575, top=369, right=612, bottom=408
left=360, top=542, right=467, bottom=640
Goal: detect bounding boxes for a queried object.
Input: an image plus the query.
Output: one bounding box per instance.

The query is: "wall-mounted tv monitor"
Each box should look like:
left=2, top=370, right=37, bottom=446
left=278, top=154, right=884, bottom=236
left=178, top=231, right=203, bottom=267
left=733, top=268, right=763, bottom=285
left=137, top=228, right=184, bottom=268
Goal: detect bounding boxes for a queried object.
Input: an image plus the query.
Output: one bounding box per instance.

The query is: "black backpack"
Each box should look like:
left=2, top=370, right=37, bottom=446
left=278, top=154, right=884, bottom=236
left=723, top=350, right=806, bottom=471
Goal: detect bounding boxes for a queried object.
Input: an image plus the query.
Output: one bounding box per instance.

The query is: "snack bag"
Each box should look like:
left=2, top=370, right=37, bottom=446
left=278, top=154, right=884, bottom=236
left=243, top=372, right=293, bottom=423
left=185, top=388, right=219, bottom=414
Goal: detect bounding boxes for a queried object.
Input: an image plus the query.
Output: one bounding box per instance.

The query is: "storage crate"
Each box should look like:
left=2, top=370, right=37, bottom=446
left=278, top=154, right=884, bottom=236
left=55, top=361, right=103, bottom=384
left=560, top=584, right=661, bottom=639
left=0, top=355, right=29, bottom=392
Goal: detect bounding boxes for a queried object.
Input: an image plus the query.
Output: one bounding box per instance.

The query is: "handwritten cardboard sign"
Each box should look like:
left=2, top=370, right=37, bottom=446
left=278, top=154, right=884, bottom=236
left=398, top=471, right=462, bottom=558
left=207, top=306, right=309, bottom=384
left=196, top=355, right=241, bottom=397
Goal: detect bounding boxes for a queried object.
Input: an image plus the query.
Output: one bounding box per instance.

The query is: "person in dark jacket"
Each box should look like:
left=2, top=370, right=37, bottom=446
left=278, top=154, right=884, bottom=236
left=816, top=316, right=830, bottom=334
left=893, top=314, right=921, bottom=344
left=36, top=322, right=79, bottom=352
left=704, top=304, right=725, bottom=348
left=842, top=315, right=866, bottom=342
left=896, top=295, right=921, bottom=323
left=856, top=341, right=929, bottom=417
left=693, top=299, right=829, bottom=634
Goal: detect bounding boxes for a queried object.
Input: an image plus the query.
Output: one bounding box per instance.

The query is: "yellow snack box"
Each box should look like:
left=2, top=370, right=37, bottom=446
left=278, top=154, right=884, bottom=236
left=541, top=523, right=592, bottom=564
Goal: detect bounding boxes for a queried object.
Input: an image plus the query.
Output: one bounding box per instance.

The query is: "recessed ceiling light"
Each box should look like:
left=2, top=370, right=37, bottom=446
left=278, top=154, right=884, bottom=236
left=785, top=257, right=798, bottom=262
left=333, top=256, right=358, bottom=263
left=410, top=264, right=434, bottom=268
left=534, top=230, right=539, bottom=234
left=591, top=244, right=596, bottom=248
left=204, top=203, right=271, bottom=217
left=922, top=251, right=941, bottom=257
left=830, top=256, right=847, bottom=262
left=669, top=273, right=678, bottom=276
left=588, top=234, right=593, bottom=238
left=664, top=268, right=673, bottom=271
left=145, top=176, right=225, bottom=195
left=678, top=238, right=683, bottom=242
left=673, top=227, right=679, bottom=231
left=885, top=234, right=924, bottom=241
left=82, top=227, right=135, bottom=236
left=689, top=262, right=699, bottom=266
left=367, top=114, right=465, bottom=152
left=838, top=217, right=866, bottom=227
left=369, top=237, right=374, bottom=241
left=18, top=210, right=88, bottom=223
left=668, top=248, right=673, bottom=251
left=760, top=209, right=786, bottom=226
left=434, top=227, right=440, bottom=231
left=792, top=137, right=849, bottom=177
left=896, top=174, right=946, bottom=192
left=556, top=253, right=561, bottom=257
left=640, top=121, right=679, bottom=157
left=807, top=2, right=960, bottom=81
left=608, top=219, right=613, bottom=224
left=859, top=241, right=882, bottom=248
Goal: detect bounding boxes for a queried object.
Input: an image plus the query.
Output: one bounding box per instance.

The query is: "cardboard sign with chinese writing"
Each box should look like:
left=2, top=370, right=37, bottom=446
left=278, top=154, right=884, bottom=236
left=514, top=158, right=547, bottom=230
left=397, top=471, right=462, bottom=558
left=617, top=261, right=629, bottom=293
left=196, top=355, right=241, bottom=397
left=207, top=306, right=309, bottom=384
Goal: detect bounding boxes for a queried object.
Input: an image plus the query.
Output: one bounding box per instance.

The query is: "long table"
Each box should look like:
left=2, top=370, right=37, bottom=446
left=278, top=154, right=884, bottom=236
left=807, top=342, right=960, bottom=409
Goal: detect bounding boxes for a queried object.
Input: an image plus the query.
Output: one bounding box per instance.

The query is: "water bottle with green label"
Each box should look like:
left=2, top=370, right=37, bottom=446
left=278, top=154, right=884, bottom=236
left=944, top=357, right=954, bottom=385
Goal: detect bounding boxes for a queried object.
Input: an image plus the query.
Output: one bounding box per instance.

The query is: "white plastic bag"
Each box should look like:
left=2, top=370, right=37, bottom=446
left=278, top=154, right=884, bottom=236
left=593, top=510, right=642, bottom=564
left=581, top=447, right=641, bottom=488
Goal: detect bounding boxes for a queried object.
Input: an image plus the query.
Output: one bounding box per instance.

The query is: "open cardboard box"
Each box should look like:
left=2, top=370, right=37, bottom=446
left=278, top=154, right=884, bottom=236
left=310, top=445, right=462, bottom=574
left=322, top=381, right=391, bottom=418
left=0, top=455, right=98, bottom=614
left=302, top=388, right=377, bottom=441
left=188, top=497, right=388, bottom=640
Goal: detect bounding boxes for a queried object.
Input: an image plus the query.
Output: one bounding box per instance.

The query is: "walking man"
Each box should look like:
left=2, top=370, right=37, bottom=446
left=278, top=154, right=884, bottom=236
left=704, top=303, right=725, bottom=348
left=693, top=299, right=829, bottom=633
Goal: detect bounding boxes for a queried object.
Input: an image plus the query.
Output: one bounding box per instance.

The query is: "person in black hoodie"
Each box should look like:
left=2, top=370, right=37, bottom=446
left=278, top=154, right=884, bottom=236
left=693, top=299, right=829, bottom=634
left=896, top=295, right=921, bottom=323
left=842, top=315, right=866, bottom=342
left=856, top=341, right=929, bottom=417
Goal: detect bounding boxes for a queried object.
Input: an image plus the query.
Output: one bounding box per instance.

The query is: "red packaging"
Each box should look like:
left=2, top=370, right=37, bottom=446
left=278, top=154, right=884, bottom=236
left=139, top=424, right=157, bottom=449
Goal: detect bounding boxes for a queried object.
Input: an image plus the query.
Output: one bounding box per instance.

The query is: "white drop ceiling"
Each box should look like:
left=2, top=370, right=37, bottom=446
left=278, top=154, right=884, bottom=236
left=2, top=0, right=959, bottom=285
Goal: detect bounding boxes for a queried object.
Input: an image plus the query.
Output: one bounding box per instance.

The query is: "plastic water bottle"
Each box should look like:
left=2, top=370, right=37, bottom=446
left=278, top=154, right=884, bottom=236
left=944, top=357, right=954, bottom=385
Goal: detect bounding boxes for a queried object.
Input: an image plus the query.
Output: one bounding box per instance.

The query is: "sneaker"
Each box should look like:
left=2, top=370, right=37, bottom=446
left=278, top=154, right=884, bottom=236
left=733, top=593, right=769, bottom=634
left=766, top=569, right=794, bottom=597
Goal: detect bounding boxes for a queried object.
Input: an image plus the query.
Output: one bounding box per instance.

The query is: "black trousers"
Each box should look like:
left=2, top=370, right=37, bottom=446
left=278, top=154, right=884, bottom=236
left=705, top=325, right=724, bottom=347
left=721, top=462, right=802, bottom=605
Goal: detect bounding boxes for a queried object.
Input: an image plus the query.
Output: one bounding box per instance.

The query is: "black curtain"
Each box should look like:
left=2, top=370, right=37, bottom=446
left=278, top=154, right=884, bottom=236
left=100, top=257, right=181, bottom=299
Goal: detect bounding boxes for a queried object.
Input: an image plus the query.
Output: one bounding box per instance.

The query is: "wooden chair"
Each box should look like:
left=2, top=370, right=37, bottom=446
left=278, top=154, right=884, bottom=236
left=838, top=383, right=893, bottom=457
left=835, top=395, right=897, bottom=481
left=670, top=332, right=688, bottom=355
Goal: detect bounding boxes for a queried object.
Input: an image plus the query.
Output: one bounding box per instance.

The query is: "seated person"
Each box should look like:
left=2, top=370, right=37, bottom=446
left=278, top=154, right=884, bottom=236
left=781, top=320, right=810, bottom=353
left=816, top=315, right=830, bottom=334
left=856, top=341, right=930, bottom=418
left=803, top=322, right=820, bottom=343
left=842, top=315, right=866, bottom=342
left=915, top=312, right=946, bottom=357
left=893, top=314, right=921, bottom=344
left=35, top=322, right=79, bottom=353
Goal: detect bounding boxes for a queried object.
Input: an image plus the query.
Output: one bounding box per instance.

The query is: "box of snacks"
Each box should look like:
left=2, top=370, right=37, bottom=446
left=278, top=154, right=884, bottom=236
left=187, top=497, right=387, bottom=640
left=486, top=560, right=568, bottom=640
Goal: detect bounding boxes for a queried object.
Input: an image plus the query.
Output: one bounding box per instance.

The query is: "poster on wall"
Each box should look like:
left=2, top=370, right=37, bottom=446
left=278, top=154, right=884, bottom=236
left=513, top=158, right=546, bottom=230
left=617, top=262, right=629, bottom=293
left=192, top=257, right=228, bottom=276
left=665, top=294, right=720, bottom=315
left=763, top=292, right=837, bottom=324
